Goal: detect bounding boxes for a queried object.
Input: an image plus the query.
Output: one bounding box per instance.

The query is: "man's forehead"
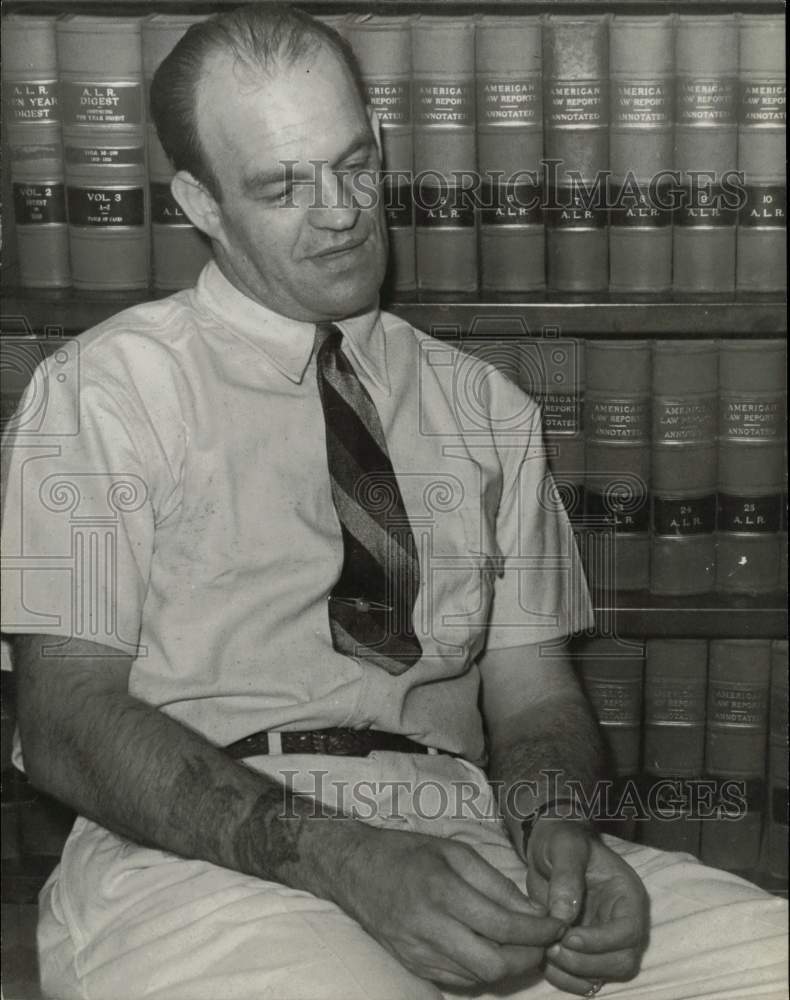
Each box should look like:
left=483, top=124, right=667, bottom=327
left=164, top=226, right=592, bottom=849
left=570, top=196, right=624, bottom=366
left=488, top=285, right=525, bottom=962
left=196, top=46, right=364, bottom=168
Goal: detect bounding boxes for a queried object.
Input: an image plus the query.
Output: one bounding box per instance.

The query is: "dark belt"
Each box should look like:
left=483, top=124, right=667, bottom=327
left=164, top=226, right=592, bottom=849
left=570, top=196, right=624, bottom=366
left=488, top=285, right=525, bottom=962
left=225, top=727, right=440, bottom=760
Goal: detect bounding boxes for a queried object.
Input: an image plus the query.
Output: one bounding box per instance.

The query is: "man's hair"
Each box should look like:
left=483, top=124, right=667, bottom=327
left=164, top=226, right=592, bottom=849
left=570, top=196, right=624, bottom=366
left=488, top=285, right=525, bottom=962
left=150, top=3, right=368, bottom=201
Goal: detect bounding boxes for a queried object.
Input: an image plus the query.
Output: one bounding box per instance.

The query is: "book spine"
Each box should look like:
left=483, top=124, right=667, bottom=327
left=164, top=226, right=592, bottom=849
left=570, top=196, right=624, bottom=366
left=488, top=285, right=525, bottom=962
left=58, top=15, right=149, bottom=291
left=673, top=16, right=738, bottom=294
left=519, top=337, right=585, bottom=527
left=761, top=640, right=788, bottom=882
left=608, top=16, right=674, bottom=293
left=575, top=637, right=645, bottom=839
left=716, top=340, right=786, bottom=595
left=1, top=15, right=70, bottom=288
left=700, top=639, right=771, bottom=875
left=641, top=639, right=707, bottom=855
left=346, top=16, right=415, bottom=299
left=476, top=16, right=544, bottom=295
left=412, top=16, right=477, bottom=298
left=543, top=15, right=609, bottom=293
left=142, top=15, right=210, bottom=292
left=650, top=341, right=718, bottom=596
left=584, top=341, right=651, bottom=592
left=736, top=15, right=787, bottom=293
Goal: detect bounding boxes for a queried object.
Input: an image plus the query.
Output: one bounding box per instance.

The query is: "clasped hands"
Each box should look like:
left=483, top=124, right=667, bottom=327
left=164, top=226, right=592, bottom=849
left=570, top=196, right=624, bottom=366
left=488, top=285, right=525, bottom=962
left=337, top=819, right=649, bottom=994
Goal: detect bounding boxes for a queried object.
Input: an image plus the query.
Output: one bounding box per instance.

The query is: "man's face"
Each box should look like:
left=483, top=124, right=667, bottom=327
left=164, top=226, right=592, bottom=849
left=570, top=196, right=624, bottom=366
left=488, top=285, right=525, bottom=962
left=195, top=44, right=388, bottom=321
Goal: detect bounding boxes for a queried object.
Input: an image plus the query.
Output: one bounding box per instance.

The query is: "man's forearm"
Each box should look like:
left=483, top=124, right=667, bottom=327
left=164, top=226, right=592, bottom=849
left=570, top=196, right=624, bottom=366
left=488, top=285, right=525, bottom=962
left=487, top=696, right=606, bottom=853
left=15, top=636, right=363, bottom=905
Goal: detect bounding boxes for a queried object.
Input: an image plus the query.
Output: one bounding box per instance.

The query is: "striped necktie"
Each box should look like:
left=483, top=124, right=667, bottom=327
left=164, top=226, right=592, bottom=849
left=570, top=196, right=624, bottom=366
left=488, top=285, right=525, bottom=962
left=315, top=323, right=422, bottom=674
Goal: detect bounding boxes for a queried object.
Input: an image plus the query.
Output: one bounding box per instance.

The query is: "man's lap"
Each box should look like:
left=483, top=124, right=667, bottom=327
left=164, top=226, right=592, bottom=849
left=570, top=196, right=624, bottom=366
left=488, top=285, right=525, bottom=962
left=38, top=754, right=788, bottom=1000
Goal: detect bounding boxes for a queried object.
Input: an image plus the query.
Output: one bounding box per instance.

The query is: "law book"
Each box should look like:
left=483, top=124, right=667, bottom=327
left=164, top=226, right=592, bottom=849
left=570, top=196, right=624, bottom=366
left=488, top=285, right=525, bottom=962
left=476, top=15, right=544, bottom=295
left=57, top=15, right=149, bottom=290
left=650, top=341, right=718, bottom=596
left=412, top=16, right=477, bottom=298
left=575, top=636, right=645, bottom=840
left=758, top=640, right=788, bottom=885
left=543, top=15, right=609, bottom=293
left=700, top=639, right=771, bottom=876
left=584, top=341, right=651, bottom=593
left=608, top=16, right=674, bottom=294
left=1, top=15, right=70, bottom=288
left=641, top=639, right=707, bottom=856
left=736, top=15, right=787, bottom=293
left=346, top=16, right=415, bottom=300
left=519, top=337, right=585, bottom=527
left=673, top=16, right=738, bottom=295
left=716, top=340, right=786, bottom=595
left=142, top=15, right=211, bottom=292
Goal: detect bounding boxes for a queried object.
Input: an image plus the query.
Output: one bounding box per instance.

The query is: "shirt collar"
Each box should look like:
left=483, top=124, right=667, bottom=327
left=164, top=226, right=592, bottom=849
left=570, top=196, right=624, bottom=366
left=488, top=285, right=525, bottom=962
left=196, top=260, right=389, bottom=393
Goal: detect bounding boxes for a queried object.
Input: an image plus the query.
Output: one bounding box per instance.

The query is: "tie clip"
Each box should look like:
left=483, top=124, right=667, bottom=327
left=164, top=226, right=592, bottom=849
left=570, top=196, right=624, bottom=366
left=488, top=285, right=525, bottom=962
left=329, top=596, right=392, bottom=613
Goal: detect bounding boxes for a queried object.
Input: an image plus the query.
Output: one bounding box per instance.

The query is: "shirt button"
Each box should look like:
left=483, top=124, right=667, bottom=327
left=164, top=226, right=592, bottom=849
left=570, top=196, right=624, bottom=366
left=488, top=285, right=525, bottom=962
left=355, top=599, right=370, bottom=613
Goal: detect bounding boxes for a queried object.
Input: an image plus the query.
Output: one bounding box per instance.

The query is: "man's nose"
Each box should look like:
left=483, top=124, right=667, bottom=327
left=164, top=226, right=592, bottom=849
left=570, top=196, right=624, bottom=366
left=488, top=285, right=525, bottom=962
left=308, top=169, right=360, bottom=230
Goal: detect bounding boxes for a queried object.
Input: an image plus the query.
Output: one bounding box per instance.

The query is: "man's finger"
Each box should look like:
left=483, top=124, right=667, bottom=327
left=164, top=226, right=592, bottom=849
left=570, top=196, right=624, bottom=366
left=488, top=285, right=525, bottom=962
left=544, top=823, right=591, bottom=923
left=547, top=941, right=643, bottom=981
left=562, top=914, right=647, bottom=954
left=440, top=870, right=564, bottom=947
left=444, top=846, right=549, bottom=916
left=432, top=918, right=542, bottom=985
left=543, top=961, right=600, bottom=997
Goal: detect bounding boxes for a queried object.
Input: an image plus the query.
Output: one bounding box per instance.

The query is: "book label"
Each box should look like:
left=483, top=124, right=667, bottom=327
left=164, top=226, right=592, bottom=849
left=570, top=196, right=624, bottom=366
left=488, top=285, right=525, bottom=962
left=539, top=393, right=582, bottom=434
left=717, top=494, right=782, bottom=533
left=3, top=81, right=59, bottom=123
left=610, top=192, right=672, bottom=229
left=546, top=188, right=607, bottom=230
left=65, top=145, right=145, bottom=167
left=738, top=186, right=786, bottom=228
left=414, top=185, right=474, bottom=228
left=587, top=489, right=650, bottom=533
left=546, top=82, right=605, bottom=127
left=477, top=80, right=541, bottom=125
left=647, top=676, right=706, bottom=722
left=61, top=83, right=143, bottom=126
left=151, top=183, right=190, bottom=226
left=584, top=678, right=642, bottom=723
left=612, top=81, right=672, bottom=127
left=739, top=82, right=786, bottom=125
left=676, top=185, right=737, bottom=228
left=653, top=396, right=717, bottom=442
left=13, top=183, right=66, bottom=225
left=677, top=79, right=737, bottom=125
left=67, top=187, right=145, bottom=227
left=365, top=81, right=411, bottom=125
left=720, top=396, right=784, bottom=440
left=414, top=82, right=473, bottom=126
left=10, top=142, right=62, bottom=164
left=587, top=398, right=650, bottom=441
left=383, top=177, right=413, bottom=228
left=709, top=680, right=769, bottom=726
left=653, top=495, right=716, bottom=536
left=480, top=180, right=542, bottom=227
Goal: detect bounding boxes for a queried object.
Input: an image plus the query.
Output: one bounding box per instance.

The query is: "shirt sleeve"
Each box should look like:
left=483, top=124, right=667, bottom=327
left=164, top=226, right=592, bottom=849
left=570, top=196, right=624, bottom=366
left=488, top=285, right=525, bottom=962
left=1, top=344, right=156, bottom=656
left=483, top=386, right=594, bottom=651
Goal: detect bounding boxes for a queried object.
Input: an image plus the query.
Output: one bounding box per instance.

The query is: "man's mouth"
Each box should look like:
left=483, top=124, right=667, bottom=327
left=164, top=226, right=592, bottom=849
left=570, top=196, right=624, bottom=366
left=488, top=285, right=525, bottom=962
left=311, top=236, right=368, bottom=259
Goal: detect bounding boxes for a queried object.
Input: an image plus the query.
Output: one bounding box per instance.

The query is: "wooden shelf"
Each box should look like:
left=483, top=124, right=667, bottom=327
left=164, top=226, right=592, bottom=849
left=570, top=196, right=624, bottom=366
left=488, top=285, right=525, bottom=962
left=591, top=590, right=788, bottom=638
left=1, top=286, right=786, bottom=338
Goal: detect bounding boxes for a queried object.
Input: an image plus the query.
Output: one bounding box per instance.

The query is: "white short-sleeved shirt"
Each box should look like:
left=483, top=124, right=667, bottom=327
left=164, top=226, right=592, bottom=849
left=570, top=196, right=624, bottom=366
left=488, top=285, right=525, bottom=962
left=1, top=262, right=592, bottom=764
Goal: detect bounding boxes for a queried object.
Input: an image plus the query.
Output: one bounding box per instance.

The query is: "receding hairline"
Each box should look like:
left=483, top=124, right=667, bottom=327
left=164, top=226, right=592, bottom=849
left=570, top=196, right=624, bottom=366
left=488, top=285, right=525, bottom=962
left=191, top=37, right=369, bottom=194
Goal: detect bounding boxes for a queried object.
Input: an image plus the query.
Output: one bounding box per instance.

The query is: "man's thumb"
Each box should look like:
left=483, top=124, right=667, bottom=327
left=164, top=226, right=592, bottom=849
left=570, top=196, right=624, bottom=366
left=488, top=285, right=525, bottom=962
left=544, top=823, right=590, bottom=924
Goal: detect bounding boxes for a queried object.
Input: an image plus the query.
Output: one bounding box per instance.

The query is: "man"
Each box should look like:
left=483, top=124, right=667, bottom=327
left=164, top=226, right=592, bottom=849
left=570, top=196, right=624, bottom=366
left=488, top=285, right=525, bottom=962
left=1, top=7, right=786, bottom=999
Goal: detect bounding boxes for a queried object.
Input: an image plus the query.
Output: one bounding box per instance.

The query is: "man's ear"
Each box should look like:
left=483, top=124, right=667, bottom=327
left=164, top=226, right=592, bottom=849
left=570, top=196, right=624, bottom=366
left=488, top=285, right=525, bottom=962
left=171, top=171, right=224, bottom=241
left=366, top=105, right=383, bottom=161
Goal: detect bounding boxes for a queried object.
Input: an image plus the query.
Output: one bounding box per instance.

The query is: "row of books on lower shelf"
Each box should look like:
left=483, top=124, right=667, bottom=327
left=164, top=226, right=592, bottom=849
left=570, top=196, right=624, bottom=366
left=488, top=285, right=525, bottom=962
left=570, top=636, right=788, bottom=887
left=1, top=11, right=786, bottom=295
left=457, top=336, right=787, bottom=597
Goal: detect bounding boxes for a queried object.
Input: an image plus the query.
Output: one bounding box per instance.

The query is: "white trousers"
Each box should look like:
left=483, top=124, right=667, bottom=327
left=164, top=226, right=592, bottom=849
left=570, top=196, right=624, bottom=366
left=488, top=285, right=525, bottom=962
left=38, top=752, right=788, bottom=1000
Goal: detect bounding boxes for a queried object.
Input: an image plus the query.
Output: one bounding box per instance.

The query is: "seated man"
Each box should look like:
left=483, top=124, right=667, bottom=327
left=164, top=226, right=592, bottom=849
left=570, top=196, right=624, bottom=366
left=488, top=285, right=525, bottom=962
left=2, top=6, right=786, bottom=999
